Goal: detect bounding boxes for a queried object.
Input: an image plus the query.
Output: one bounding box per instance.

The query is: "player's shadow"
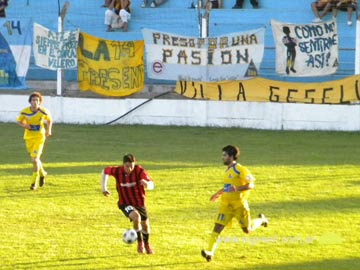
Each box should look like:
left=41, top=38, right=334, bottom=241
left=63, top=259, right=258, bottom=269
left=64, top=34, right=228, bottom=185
left=125, top=261, right=205, bottom=268
left=2, top=255, right=120, bottom=269
left=251, top=196, right=360, bottom=215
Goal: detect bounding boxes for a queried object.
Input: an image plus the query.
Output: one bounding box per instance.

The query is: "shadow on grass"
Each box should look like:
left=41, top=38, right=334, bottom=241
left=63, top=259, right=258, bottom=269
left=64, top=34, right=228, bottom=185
left=2, top=255, right=205, bottom=270
left=251, top=196, right=360, bottom=214
left=0, top=163, right=212, bottom=176
left=250, top=257, right=360, bottom=270
left=0, top=186, right=99, bottom=199
left=1, top=255, right=119, bottom=269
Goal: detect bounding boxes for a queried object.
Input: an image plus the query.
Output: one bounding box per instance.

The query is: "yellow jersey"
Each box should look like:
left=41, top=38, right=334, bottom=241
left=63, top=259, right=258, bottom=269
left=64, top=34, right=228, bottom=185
left=221, top=162, right=255, bottom=203
left=16, top=107, right=51, bottom=140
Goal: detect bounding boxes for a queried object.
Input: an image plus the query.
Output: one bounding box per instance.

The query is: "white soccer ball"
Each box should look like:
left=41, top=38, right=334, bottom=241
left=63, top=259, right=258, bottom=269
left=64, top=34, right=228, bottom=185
left=122, top=229, right=137, bottom=244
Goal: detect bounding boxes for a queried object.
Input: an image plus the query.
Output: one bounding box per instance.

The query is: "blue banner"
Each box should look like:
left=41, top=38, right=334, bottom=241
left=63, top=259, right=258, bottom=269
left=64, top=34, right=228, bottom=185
left=0, top=18, right=32, bottom=89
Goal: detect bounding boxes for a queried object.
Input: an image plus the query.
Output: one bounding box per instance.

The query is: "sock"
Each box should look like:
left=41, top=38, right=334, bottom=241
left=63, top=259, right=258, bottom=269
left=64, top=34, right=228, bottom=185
left=251, top=218, right=263, bottom=231
left=38, top=162, right=46, bottom=177
left=142, top=232, right=149, bottom=244
left=136, top=230, right=143, bottom=242
left=32, top=172, right=40, bottom=186
left=207, top=231, right=220, bottom=255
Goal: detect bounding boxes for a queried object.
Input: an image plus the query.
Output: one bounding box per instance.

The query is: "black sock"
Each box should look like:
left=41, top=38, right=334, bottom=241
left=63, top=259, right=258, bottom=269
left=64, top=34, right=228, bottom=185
left=142, top=232, right=149, bottom=244
left=136, top=230, right=143, bottom=242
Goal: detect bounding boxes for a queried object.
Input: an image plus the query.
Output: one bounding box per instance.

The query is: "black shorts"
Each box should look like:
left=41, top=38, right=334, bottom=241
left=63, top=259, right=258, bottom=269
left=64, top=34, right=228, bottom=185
left=119, top=205, right=148, bottom=221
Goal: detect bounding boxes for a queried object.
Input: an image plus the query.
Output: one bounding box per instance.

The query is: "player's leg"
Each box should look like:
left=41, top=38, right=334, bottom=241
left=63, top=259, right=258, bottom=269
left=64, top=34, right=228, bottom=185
left=236, top=201, right=268, bottom=234
left=36, top=140, right=46, bottom=187
left=26, top=139, right=40, bottom=190
left=202, top=205, right=231, bottom=262
left=30, top=156, right=40, bottom=190
left=120, top=205, right=144, bottom=253
left=137, top=206, right=154, bottom=254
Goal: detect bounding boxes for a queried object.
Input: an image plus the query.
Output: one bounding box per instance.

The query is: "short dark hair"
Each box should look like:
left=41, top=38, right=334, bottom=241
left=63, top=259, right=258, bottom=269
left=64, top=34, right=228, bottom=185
left=123, top=154, right=136, bottom=163
left=222, top=145, right=240, bottom=160
left=28, top=92, right=43, bottom=104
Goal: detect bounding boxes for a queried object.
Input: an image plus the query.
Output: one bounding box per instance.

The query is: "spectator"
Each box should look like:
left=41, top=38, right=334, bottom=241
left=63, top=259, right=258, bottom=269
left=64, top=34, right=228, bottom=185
left=232, top=0, right=259, bottom=9
left=104, top=0, right=131, bottom=32
left=102, top=0, right=112, bottom=7
left=336, top=0, right=357, bottom=25
left=0, top=0, right=8, bottom=18
left=190, top=0, right=222, bottom=9
left=312, top=0, right=357, bottom=25
left=209, top=0, right=222, bottom=8
left=141, top=0, right=167, bottom=8
left=311, top=0, right=337, bottom=22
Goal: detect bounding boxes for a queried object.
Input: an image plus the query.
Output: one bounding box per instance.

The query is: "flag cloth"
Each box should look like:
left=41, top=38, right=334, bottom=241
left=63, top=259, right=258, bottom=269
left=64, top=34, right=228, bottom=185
left=77, top=32, right=144, bottom=97
left=33, top=23, right=79, bottom=70
left=142, top=28, right=265, bottom=82
left=271, top=19, right=338, bottom=77
left=176, top=75, right=360, bottom=104
left=0, top=18, right=32, bottom=89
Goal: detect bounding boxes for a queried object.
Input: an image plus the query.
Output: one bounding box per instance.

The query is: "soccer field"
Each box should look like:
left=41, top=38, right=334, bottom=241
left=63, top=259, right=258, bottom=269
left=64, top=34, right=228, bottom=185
left=0, top=123, right=359, bottom=270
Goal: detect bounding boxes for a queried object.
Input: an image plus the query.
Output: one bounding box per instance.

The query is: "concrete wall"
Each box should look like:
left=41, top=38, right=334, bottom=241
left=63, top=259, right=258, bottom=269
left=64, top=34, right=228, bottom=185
left=1, top=95, right=359, bottom=131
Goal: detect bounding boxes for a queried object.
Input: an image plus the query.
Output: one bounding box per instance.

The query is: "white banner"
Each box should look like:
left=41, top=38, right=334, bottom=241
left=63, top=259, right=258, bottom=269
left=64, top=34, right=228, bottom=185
left=33, top=23, right=79, bottom=70
left=142, top=28, right=265, bottom=82
left=271, top=19, right=338, bottom=77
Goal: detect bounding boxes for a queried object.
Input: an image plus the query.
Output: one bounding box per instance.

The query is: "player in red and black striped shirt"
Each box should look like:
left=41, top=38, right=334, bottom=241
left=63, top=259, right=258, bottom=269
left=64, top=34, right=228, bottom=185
left=101, top=154, right=155, bottom=254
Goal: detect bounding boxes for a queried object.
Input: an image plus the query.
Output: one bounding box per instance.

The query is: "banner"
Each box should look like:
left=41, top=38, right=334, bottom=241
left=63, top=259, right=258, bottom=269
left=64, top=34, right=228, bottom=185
left=176, top=75, right=360, bottom=104
left=142, top=28, right=265, bottom=82
left=0, top=18, right=31, bottom=89
left=77, top=32, right=144, bottom=97
left=271, top=19, right=338, bottom=77
left=33, top=23, right=79, bottom=70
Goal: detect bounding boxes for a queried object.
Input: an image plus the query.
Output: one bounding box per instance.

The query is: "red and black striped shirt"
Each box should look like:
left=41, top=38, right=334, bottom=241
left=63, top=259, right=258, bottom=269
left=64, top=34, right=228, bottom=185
left=104, top=165, right=151, bottom=207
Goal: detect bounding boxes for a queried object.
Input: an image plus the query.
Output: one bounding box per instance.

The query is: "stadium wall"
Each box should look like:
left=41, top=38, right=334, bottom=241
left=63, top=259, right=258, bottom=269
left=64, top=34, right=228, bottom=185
left=1, top=95, right=359, bottom=131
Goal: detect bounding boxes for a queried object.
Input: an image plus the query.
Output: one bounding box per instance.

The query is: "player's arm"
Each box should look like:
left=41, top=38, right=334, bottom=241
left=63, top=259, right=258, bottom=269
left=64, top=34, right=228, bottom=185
left=45, top=118, right=52, bottom=137
left=101, top=169, right=111, bottom=196
left=16, top=120, right=31, bottom=130
left=139, top=169, right=154, bottom=190
left=210, top=188, right=224, bottom=202
left=230, top=182, right=255, bottom=192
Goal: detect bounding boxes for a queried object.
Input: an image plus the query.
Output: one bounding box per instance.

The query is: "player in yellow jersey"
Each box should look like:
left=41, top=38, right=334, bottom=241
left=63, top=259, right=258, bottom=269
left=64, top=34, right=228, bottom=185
left=201, top=145, right=268, bottom=262
left=16, top=92, right=52, bottom=190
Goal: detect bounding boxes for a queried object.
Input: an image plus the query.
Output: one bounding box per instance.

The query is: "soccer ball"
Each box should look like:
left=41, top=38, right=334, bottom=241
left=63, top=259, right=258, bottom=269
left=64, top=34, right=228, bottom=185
left=122, top=229, right=137, bottom=244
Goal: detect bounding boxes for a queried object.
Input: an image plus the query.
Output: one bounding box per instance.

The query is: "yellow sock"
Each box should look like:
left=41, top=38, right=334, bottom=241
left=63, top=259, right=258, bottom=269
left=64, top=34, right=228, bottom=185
left=32, top=172, right=40, bottom=186
left=39, top=167, right=45, bottom=177
left=207, top=231, right=220, bottom=254
left=39, top=163, right=46, bottom=177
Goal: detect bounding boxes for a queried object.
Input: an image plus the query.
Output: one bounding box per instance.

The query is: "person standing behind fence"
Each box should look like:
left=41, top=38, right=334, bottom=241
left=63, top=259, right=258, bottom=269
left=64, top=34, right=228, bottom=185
left=0, top=0, right=8, bottom=17
left=232, top=0, right=259, bottom=9
left=104, top=0, right=131, bottom=32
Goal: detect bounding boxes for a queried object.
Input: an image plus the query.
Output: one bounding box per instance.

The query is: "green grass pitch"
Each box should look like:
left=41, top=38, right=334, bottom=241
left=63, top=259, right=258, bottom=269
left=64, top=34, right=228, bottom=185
left=0, top=123, right=359, bottom=270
